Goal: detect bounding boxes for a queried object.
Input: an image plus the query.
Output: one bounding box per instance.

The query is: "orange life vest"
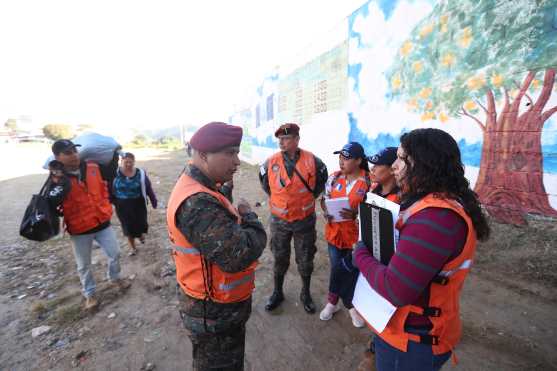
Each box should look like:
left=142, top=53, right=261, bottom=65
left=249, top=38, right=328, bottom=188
left=268, top=149, right=317, bottom=222
left=325, top=170, right=370, bottom=249
left=370, top=182, right=401, bottom=204
left=62, top=162, right=113, bottom=235
left=376, top=194, right=477, bottom=355
left=166, top=173, right=257, bottom=303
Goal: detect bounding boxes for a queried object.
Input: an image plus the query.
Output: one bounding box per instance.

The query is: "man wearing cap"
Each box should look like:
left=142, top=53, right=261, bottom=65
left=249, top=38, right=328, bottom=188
left=259, top=123, right=328, bottom=313
left=46, top=139, right=126, bottom=310
left=167, top=122, right=267, bottom=370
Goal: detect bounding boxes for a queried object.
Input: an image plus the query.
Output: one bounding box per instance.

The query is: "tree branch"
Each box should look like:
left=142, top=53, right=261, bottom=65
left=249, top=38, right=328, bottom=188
left=485, top=89, right=497, bottom=125
left=533, top=68, right=556, bottom=113
left=511, top=71, right=536, bottom=113
left=474, top=98, right=488, bottom=114
left=542, top=105, right=557, bottom=124
left=514, top=80, right=534, bottom=108
left=460, top=107, right=486, bottom=133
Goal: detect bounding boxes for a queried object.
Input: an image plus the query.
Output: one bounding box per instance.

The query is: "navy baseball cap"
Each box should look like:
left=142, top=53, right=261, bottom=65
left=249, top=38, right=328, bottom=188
left=52, top=139, right=81, bottom=156
left=333, top=142, right=365, bottom=159
left=367, top=147, right=397, bottom=166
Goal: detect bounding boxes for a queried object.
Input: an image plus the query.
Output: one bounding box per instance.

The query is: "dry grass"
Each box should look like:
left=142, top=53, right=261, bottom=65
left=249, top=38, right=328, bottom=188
left=476, top=216, right=557, bottom=288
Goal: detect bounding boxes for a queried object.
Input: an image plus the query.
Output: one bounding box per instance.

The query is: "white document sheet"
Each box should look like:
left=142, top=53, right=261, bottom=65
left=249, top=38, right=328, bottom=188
left=324, top=197, right=351, bottom=222
left=352, top=274, right=397, bottom=333
left=365, top=192, right=401, bottom=247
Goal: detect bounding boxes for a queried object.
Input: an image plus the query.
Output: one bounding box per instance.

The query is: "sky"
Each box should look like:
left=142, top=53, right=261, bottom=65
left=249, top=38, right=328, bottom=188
left=0, top=0, right=366, bottom=132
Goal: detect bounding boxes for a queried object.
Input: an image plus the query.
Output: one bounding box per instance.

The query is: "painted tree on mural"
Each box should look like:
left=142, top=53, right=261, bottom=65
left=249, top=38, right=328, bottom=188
left=387, top=0, right=557, bottom=224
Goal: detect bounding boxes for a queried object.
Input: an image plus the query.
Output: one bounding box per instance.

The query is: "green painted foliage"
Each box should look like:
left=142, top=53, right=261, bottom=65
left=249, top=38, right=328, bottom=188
left=387, top=0, right=557, bottom=120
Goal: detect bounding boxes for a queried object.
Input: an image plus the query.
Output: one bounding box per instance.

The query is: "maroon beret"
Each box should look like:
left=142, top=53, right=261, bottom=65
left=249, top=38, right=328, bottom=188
left=274, top=123, right=300, bottom=137
left=189, top=122, right=243, bottom=152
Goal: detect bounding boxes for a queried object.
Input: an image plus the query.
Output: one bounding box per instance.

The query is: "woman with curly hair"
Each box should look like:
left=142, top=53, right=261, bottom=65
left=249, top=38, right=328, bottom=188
left=355, top=128, right=490, bottom=371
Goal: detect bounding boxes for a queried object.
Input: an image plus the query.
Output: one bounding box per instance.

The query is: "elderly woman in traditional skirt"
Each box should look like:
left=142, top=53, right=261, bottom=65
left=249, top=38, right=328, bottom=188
left=113, top=152, right=157, bottom=255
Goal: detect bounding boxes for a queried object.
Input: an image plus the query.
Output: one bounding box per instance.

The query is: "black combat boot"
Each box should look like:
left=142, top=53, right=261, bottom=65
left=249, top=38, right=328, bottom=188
left=300, top=275, right=316, bottom=314
left=265, top=274, right=285, bottom=311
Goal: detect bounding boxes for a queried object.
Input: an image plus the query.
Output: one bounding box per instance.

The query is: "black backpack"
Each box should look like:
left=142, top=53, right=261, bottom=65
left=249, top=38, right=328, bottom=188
left=19, top=179, right=60, bottom=242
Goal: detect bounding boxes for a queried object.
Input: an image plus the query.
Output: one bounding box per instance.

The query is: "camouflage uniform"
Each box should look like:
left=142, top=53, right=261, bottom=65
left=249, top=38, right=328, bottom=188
left=175, top=165, right=267, bottom=371
left=259, top=150, right=328, bottom=280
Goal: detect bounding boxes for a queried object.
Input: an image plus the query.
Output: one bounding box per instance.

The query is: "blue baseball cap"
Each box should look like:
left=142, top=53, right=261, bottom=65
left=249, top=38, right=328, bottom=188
left=367, top=147, right=398, bottom=166
left=333, top=142, right=366, bottom=159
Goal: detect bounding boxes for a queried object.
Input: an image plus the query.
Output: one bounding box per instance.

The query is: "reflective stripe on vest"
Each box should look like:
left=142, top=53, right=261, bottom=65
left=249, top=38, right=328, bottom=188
left=219, top=272, right=255, bottom=292
left=174, top=246, right=200, bottom=255
left=438, top=259, right=472, bottom=277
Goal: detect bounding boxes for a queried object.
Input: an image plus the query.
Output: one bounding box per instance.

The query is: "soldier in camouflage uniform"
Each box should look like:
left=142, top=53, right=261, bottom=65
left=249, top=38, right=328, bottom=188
left=168, top=122, right=267, bottom=371
left=259, top=123, right=328, bottom=313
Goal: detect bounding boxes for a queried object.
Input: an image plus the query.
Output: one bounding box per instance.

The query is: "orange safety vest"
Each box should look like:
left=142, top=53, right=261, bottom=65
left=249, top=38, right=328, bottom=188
left=166, top=173, right=257, bottom=303
left=370, top=182, right=401, bottom=204
left=267, top=149, right=317, bottom=222
left=62, top=162, right=113, bottom=235
left=376, top=194, right=477, bottom=355
left=325, top=170, right=371, bottom=249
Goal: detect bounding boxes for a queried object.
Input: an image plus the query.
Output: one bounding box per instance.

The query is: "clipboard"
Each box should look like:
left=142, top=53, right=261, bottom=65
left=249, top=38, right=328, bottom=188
left=358, top=202, right=395, bottom=265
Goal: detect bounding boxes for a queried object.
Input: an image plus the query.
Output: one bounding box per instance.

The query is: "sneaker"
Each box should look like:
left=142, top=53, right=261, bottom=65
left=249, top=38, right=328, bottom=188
left=84, top=295, right=99, bottom=310
left=319, top=302, right=341, bottom=321
left=349, top=308, right=365, bottom=328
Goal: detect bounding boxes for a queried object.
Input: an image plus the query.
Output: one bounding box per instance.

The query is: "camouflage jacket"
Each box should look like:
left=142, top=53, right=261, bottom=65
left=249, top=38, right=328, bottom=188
left=175, top=165, right=267, bottom=326
left=259, top=149, right=328, bottom=231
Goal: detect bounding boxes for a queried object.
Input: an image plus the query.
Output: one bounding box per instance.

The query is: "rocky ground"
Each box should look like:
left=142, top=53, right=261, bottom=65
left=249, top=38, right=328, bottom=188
left=1, top=147, right=556, bottom=370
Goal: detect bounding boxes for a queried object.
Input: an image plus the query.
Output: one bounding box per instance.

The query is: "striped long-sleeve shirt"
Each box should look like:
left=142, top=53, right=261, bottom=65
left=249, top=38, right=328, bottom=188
left=354, top=207, right=467, bottom=327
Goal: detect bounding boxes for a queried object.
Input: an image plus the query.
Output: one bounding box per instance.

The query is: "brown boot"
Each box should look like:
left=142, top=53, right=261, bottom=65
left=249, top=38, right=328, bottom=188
left=356, top=350, right=375, bottom=371
left=84, top=295, right=99, bottom=310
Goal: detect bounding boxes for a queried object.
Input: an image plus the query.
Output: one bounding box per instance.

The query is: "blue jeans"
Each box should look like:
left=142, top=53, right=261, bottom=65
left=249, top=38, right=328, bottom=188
left=328, top=244, right=359, bottom=308
left=374, top=330, right=451, bottom=371
left=70, top=226, right=121, bottom=298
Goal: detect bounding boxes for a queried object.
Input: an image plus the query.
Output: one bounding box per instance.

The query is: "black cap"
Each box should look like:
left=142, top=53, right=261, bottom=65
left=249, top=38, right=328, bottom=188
left=367, top=147, right=397, bottom=166
left=333, top=142, right=365, bottom=159
left=52, top=139, right=81, bottom=156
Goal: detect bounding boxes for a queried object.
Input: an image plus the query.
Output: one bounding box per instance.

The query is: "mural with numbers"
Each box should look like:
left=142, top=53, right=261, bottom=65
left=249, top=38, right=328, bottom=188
left=231, top=0, right=557, bottom=225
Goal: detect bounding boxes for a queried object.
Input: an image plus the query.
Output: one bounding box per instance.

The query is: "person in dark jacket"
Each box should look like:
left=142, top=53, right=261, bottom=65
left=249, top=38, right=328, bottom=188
left=112, top=152, right=157, bottom=256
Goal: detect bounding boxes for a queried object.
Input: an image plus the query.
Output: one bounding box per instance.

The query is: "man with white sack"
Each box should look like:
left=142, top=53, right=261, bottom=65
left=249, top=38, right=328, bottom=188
left=45, top=138, right=129, bottom=310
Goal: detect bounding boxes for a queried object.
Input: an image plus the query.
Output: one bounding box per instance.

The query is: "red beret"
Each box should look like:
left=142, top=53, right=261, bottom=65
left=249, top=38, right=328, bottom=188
left=189, top=122, right=243, bottom=152
left=274, top=123, right=300, bottom=137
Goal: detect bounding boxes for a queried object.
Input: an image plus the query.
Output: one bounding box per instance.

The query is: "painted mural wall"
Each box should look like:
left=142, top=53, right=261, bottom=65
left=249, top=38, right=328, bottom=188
left=230, top=0, right=557, bottom=225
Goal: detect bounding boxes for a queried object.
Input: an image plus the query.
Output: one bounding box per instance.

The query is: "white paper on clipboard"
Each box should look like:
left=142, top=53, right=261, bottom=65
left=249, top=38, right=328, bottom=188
left=364, top=192, right=401, bottom=247
left=324, top=197, right=351, bottom=222
left=352, top=274, right=397, bottom=333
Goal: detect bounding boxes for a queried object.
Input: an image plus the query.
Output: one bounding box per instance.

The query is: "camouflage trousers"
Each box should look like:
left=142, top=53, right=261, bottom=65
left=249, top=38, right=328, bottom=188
left=270, top=218, right=317, bottom=278
left=178, top=290, right=251, bottom=371
left=180, top=311, right=247, bottom=371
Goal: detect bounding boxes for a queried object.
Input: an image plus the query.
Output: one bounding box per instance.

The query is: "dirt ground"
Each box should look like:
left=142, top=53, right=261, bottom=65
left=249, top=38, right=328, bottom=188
left=1, top=148, right=556, bottom=371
